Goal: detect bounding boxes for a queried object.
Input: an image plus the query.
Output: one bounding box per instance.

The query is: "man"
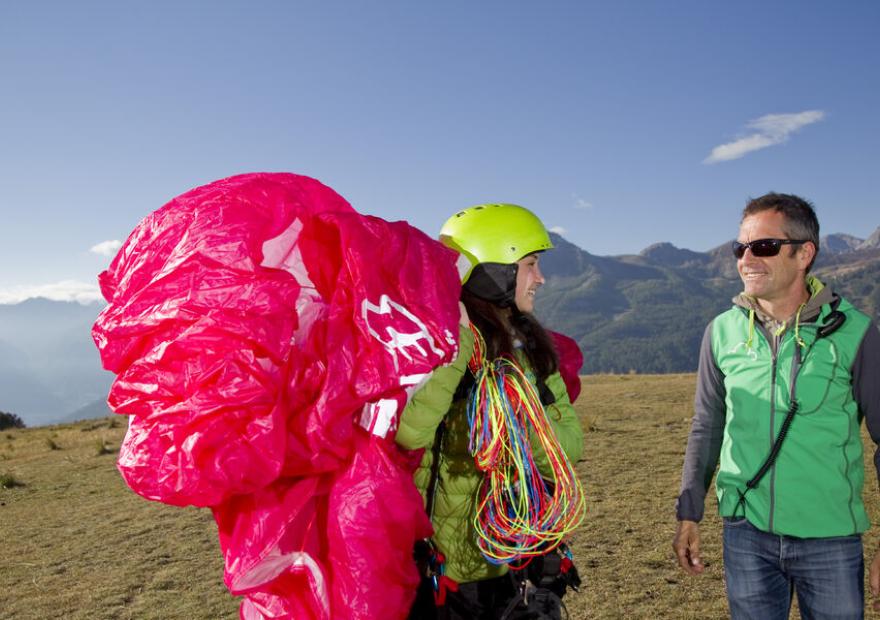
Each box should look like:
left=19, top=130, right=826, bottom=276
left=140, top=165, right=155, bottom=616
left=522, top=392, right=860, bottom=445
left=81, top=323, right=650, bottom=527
left=672, top=193, right=880, bottom=619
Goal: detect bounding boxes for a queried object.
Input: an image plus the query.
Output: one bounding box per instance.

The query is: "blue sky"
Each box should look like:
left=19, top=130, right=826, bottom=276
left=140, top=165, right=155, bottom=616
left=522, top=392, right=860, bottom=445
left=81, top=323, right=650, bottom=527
left=1, top=1, right=878, bottom=302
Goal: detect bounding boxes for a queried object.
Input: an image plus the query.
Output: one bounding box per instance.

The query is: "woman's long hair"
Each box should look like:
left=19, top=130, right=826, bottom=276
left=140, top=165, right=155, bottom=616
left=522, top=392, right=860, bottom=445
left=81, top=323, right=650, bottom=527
left=460, top=288, right=558, bottom=380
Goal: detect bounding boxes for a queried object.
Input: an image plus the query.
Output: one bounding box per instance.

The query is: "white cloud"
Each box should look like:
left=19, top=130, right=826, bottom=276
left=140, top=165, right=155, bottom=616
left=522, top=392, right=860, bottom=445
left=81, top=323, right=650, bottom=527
left=90, top=240, right=123, bottom=256
left=573, top=195, right=593, bottom=210
left=704, top=110, right=825, bottom=164
left=0, top=280, right=103, bottom=305
left=549, top=226, right=567, bottom=236
left=748, top=111, right=825, bottom=135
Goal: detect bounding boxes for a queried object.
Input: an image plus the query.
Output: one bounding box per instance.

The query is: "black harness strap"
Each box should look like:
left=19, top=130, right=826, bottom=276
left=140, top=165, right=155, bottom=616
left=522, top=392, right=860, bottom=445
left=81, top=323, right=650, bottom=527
left=425, top=422, right=445, bottom=520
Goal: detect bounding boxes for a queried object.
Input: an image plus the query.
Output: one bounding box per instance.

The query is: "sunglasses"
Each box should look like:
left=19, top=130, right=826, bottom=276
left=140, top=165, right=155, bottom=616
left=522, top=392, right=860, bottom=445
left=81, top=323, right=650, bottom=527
left=732, top=238, right=809, bottom=259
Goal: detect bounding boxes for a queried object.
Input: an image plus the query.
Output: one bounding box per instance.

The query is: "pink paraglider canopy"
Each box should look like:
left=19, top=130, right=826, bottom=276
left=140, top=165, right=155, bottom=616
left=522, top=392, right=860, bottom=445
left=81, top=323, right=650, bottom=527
left=93, top=173, right=461, bottom=619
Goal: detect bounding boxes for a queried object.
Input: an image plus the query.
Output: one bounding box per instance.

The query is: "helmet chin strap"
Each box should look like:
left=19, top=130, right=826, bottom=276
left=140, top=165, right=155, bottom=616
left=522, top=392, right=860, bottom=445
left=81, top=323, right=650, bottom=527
left=464, top=262, right=518, bottom=307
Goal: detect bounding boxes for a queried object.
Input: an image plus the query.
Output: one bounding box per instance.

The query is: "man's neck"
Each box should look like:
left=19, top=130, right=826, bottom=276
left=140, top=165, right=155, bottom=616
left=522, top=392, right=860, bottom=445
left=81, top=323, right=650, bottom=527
left=755, top=286, right=811, bottom=322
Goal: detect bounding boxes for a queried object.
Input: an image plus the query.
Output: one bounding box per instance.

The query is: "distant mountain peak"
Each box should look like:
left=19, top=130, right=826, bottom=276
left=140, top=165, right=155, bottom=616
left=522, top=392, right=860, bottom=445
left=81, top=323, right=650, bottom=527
left=640, top=241, right=677, bottom=254
left=542, top=232, right=597, bottom=278
left=822, top=233, right=864, bottom=255
left=638, top=242, right=705, bottom=267
left=858, top=226, right=880, bottom=250
left=548, top=231, right=591, bottom=254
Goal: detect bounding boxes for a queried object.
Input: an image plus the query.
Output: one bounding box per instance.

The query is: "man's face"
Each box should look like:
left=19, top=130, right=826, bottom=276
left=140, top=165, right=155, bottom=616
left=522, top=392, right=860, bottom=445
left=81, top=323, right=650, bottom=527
left=514, top=253, right=545, bottom=313
left=736, top=210, right=812, bottom=305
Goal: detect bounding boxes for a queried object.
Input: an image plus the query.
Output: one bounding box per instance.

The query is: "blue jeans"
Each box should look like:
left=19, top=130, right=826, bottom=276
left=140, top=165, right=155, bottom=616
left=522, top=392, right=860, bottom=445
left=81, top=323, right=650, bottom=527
left=723, top=517, right=864, bottom=620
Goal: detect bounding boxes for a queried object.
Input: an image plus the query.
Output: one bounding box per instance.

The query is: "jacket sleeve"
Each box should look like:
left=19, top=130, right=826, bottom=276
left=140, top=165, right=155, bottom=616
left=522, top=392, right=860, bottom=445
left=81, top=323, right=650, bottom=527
left=395, top=325, right=475, bottom=450
left=675, top=321, right=726, bottom=522
left=854, top=321, right=880, bottom=487
left=531, top=369, right=584, bottom=478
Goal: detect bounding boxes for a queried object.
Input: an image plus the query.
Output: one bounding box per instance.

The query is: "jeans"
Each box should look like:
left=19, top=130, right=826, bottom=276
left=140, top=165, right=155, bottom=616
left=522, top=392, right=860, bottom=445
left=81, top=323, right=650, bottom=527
left=723, top=517, right=864, bottom=620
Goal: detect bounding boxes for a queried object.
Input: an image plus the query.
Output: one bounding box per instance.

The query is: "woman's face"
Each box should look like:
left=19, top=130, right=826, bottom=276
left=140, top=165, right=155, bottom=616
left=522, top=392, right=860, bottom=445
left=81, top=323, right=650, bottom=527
left=514, top=253, right=545, bottom=313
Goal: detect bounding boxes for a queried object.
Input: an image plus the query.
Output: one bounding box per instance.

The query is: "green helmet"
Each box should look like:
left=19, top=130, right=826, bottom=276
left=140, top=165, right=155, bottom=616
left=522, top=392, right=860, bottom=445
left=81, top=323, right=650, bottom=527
left=440, top=203, right=553, bottom=284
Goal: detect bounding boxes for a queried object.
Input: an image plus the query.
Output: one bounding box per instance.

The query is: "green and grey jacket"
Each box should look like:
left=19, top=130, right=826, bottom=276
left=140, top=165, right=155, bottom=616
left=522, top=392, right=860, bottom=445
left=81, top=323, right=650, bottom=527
left=396, top=326, right=584, bottom=583
left=676, top=278, right=880, bottom=537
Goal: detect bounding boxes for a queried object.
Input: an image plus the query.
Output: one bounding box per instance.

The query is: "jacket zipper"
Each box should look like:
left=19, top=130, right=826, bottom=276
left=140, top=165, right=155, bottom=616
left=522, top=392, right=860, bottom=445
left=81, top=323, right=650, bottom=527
left=768, top=332, right=778, bottom=533
left=768, top=330, right=804, bottom=533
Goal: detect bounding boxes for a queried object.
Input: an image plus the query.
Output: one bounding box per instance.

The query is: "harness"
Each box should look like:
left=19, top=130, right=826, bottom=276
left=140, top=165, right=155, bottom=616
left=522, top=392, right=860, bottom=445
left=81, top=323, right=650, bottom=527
left=416, top=363, right=583, bottom=616
left=501, top=543, right=582, bottom=620
left=414, top=422, right=459, bottom=606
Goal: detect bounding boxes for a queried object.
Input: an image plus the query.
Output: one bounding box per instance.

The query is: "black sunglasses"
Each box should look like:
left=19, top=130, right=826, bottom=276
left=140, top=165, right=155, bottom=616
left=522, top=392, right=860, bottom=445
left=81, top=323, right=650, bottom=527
left=732, top=238, right=809, bottom=259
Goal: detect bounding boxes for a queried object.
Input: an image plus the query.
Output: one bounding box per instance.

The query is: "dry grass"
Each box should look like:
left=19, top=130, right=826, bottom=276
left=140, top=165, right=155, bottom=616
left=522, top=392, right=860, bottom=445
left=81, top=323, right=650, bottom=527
left=0, top=418, right=236, bottom=619
left=2, top=376, right=879, bottom=619
left=567, top=374, right=880, bottom=620
left=567, top=374, right=727, bottom=619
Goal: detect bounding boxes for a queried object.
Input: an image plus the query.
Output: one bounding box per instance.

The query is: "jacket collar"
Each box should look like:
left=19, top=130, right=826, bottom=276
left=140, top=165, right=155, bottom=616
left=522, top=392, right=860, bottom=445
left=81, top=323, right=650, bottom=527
left=734, top=275, right=831, bottom=327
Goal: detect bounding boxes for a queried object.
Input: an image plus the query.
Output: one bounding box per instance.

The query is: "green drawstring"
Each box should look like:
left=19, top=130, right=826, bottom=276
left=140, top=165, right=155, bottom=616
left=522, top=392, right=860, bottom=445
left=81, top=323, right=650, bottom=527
left=745, top=308, right=755, bottom=351
left=739, top=278, right=818, bottom=357
left=729, top=308, right=758, bottom=358
left=745, top=301, right=808, bottom=353
left=792, top=303, right=807, bottom=348
left=770, top=304, right=807, bottom=348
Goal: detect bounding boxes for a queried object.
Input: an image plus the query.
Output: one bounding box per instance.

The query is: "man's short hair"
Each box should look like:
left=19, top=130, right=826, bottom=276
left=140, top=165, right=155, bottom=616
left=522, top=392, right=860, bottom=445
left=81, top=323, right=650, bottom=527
left=742, top=192, right=820, bottom=272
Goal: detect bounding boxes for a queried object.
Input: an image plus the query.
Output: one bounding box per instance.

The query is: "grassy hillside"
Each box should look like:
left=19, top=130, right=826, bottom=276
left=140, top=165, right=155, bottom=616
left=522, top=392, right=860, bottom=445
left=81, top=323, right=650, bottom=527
left=3, top=376, right=880, bottom=619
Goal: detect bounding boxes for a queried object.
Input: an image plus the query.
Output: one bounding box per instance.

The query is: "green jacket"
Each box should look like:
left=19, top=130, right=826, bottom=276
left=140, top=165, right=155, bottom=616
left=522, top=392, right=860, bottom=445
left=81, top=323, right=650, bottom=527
left=677, top=279, right=880, bottom=537
left=396, top=326, right=584, bottom=583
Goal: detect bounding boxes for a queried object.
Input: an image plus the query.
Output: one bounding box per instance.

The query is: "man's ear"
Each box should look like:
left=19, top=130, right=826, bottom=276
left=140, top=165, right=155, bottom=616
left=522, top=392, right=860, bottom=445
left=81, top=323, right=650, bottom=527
left=800, top=241, right=817, bottom=269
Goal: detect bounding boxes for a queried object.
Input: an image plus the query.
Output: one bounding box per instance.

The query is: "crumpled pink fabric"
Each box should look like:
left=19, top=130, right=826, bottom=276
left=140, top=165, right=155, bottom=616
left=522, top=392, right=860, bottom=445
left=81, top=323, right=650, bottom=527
left=549, top=331, right=584, bottom=403
left=93, top=172, right=460, bottom=619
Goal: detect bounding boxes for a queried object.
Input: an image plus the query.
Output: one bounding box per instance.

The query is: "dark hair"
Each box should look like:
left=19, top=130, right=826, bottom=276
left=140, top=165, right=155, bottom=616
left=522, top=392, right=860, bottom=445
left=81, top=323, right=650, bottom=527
left=461, top=288, right=558, bottom=380
left=742, top=192, right=820, bottom=271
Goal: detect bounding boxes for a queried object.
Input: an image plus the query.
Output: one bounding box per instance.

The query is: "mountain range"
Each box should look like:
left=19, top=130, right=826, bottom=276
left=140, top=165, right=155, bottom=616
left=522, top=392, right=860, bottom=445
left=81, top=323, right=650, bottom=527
left=538, top=227, right=880, bottom=374
left=0, top=299, right=113, bottom=427
left=2, top=226, right=878, bottom=426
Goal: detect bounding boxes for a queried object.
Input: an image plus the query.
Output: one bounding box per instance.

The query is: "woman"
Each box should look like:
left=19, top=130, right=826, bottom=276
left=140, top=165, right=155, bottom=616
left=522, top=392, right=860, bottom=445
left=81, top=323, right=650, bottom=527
left=396, top=203, right=584, bottom=620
